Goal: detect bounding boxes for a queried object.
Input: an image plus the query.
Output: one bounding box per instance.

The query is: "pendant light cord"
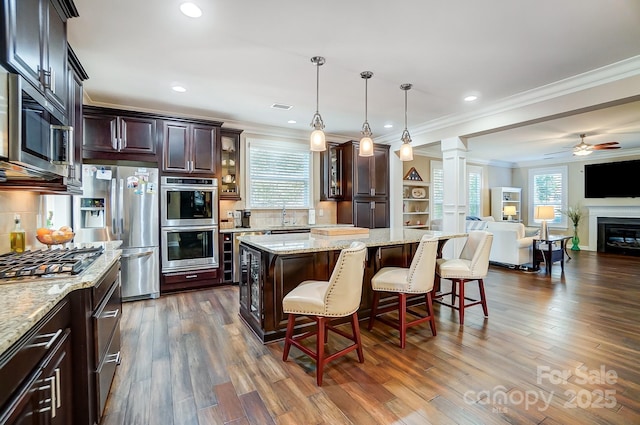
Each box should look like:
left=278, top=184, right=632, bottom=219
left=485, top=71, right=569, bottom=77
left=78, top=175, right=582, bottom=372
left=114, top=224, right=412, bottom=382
left=404, top=88, right=408, bottom=131
left=364, top=77, right=368, bottom=122
left=316, top=62, right=320, bottom=114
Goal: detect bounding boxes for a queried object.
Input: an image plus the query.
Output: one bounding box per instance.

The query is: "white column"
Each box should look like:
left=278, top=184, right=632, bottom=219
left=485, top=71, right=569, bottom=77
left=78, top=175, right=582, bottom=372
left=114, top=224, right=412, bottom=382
left=389, top=149, right=403, bottom=228
left=441, top=136, right=468, bottom=257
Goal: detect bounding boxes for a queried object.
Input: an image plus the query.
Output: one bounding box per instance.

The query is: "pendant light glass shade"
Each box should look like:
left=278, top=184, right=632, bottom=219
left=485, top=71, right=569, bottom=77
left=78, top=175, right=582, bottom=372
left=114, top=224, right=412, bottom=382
left=309, top=56, right=326, bottom=152
left=358, top=71, right=374, bottom=157
left=399, top=83, right=414, bottom=161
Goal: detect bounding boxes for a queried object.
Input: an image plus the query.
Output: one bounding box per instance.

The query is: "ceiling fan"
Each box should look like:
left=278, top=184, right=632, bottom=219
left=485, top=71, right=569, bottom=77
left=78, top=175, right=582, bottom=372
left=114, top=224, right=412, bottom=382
left=572, top=133, right=620, bottom=156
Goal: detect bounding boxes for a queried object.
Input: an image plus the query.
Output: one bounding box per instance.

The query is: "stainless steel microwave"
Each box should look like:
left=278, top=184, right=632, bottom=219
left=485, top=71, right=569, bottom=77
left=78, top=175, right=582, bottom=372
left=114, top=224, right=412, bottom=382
left=0, top=66, right=76, bottom=183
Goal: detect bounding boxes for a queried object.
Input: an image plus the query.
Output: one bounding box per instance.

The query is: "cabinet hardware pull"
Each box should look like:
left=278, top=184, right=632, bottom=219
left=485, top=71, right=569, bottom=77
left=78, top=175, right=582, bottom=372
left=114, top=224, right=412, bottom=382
left=37, top=376, right=56, bottom=417
left=105, top=351, right=121, bottom=364
left=55, top=368, right=61, bottom=408
left=370, top=188, right=375, bottom=196
left=102, top=308, right=120, bottom=319
left=370, top=201, right=375, bottom=210
left=26, top=329, right=62, bottom=349
left=185, top=274, right=198, bottom=279
left=49, top=67, right=55, bottom=93
left=110, top=121, right=118, bottom=150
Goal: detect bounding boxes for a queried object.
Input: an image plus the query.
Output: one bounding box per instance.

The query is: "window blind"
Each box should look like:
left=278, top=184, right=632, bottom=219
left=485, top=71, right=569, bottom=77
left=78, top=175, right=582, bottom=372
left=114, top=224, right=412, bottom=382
left=468, top=168, right=482, bottom=217
left=248, top=140, right=311, bottom=209
left=431, top=162, right=444, bottom=220
left=529, top=166, right=567, bottom=227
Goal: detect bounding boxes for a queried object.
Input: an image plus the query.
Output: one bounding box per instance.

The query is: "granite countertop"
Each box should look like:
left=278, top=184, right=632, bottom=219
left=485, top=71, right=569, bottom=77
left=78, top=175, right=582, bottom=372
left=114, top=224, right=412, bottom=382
left=237, top=228, right=468, bottom=255
left=0, top=241, right=122, bottom=355
left=219, top=224, right=353, bottom=234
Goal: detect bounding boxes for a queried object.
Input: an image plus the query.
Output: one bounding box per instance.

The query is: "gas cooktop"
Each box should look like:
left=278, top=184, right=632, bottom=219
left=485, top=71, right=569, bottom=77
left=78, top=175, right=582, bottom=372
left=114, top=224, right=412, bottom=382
left=0, top=246, right=104, bottom=279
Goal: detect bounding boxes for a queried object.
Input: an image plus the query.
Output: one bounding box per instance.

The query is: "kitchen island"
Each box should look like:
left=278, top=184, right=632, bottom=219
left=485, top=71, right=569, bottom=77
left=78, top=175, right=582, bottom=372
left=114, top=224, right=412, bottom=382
left=237, top=228, right=466, bottom=343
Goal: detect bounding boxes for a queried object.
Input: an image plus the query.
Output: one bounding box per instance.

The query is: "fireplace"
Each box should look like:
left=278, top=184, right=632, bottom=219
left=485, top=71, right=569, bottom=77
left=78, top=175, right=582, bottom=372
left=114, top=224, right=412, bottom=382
left=597, top=217, right=640, bottom=256
left=587, top=206, right=640, bottom=253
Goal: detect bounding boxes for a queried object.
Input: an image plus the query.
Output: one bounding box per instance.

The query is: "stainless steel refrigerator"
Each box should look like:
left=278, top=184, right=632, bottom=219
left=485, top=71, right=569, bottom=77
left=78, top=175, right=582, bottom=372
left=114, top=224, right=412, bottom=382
left=73, top=164, right=160, bottom=301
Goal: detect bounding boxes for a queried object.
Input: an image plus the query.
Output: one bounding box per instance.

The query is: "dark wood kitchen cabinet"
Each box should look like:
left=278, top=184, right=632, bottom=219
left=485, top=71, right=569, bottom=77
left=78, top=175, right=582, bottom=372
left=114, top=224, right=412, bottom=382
left=3, top=0, right=77, bottom=115
left=83, top=106, right=158, bottom=161
left=337, top=141, right=389, bottom=228
left=0, top=299, right=74, bottom=425
left=67, top=45, right=88, bottom=189
left=162, top=121, right=219, bottom=175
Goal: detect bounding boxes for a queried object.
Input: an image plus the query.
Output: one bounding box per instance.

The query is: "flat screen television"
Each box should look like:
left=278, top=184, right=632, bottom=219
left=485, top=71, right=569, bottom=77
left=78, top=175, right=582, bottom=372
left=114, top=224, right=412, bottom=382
left=584, top=159, right=640, bottom=198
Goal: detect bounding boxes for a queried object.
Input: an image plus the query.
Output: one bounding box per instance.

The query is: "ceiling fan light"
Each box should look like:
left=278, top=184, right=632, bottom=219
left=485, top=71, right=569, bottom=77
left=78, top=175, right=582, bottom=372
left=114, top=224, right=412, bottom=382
left=573, top=149, right=592, bottom=156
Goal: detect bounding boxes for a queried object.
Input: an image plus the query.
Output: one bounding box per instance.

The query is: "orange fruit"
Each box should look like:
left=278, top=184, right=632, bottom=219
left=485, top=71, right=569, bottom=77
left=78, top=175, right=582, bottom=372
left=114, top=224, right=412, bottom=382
left=37, top=227, right=53, bottom=237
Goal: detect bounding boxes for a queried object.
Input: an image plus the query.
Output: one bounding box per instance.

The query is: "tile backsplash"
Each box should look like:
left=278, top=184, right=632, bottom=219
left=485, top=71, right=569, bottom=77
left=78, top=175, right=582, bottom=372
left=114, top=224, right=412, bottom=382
left=0, top=192, right=41, bottom=254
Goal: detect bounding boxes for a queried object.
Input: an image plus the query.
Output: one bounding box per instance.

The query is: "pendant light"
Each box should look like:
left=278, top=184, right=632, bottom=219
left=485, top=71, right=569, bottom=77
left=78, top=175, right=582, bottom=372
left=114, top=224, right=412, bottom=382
left=309, top=56, right=327, bottom=152
left=358, top=71, right=374, bottom=157
left=399, top=83, right=414, bottom=161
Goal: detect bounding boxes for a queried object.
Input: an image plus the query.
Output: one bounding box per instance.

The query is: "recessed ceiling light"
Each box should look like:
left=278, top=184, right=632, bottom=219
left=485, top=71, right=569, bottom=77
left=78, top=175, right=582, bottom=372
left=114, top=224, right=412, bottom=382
left=384, top=124, right=393, bottom=129
left=180, top=2, right=202, bottom=18
left=172, top=85, right=187, bottom=93
left=271, top=103, right=293, bottom=110
left=464, top=95, right=478, bottom=102
left=287, top=120, right=297, bottom=124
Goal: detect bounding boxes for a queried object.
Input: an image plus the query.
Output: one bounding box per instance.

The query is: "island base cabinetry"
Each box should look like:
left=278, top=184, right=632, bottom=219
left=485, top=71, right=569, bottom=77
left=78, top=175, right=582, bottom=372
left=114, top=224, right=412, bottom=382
left=239, top=242, right=420, bottom=343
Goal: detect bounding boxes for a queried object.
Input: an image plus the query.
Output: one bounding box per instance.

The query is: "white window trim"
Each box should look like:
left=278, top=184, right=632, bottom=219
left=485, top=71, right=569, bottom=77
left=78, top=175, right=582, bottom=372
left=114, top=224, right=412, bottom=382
left=528, top=165, right=568, bottom=229
left=246, top=138, right=313, bottom=209
left=468, top=164, right=483, bottom=217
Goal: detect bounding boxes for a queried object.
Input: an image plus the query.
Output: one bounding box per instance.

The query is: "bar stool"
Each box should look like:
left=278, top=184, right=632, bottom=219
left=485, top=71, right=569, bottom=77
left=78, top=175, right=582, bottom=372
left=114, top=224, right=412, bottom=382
left=282, top=241, right=367, bottom=386
left=435, top=231, right=493, bottom=325
left=368, top=235, right=438, bottom=348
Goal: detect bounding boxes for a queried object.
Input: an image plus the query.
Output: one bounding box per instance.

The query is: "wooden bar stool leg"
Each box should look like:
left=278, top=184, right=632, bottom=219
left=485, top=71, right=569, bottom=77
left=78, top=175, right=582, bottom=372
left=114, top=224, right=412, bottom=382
left=368, top=292, right=380, bottom=330
left=351, top=312, right=364, bottom=363
left=451, top=280, right=457, bottom=305
left=458, top=280, right=465, bottom=325
left=399, top=293, right=407, bottom=349
left=283, top=313, right=295, bottom=361
left=316, top=317, right=326, bottom=386
left=426, top=292, right=437, bottom=336
left=478, top=279, right=489, bottom=317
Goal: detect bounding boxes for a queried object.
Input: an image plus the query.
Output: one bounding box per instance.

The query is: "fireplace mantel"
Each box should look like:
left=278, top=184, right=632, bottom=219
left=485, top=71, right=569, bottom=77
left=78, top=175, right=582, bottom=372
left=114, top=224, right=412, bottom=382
left=587, top=206, right=640, bottom=251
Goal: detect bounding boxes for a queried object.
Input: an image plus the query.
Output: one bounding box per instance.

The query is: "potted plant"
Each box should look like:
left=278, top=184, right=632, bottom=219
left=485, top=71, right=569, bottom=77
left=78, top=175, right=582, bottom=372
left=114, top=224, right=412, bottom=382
left=563, top=204, right=583, bottom=251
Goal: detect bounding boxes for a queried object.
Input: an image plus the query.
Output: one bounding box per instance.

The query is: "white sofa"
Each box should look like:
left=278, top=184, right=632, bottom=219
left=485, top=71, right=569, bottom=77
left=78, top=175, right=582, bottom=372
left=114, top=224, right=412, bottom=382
left=483, top=221, right=535, bottom=266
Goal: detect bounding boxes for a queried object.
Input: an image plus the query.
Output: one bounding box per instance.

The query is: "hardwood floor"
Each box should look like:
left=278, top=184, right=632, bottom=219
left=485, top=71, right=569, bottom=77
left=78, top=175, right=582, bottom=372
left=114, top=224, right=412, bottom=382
left=101, top=251, right=640, bottom=425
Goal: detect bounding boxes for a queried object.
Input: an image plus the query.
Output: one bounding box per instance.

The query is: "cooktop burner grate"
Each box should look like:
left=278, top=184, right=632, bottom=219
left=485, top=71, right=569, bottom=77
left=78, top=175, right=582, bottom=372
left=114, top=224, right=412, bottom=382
left=0, top=246, right=104, bottom=279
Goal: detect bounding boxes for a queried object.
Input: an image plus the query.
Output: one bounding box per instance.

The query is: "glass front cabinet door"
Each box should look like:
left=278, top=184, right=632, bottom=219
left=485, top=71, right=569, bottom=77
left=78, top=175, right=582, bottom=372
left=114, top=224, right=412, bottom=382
left=320, top=142, right=343, bottom=200
left=220, top=128, right=243, bottom=200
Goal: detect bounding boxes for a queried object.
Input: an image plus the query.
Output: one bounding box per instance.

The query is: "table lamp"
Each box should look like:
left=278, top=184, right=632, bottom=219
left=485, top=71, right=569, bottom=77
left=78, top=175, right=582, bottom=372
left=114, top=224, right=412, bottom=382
left=503, top=205, right=517, bottom=221
left=534, top=206, right=555, bottom=240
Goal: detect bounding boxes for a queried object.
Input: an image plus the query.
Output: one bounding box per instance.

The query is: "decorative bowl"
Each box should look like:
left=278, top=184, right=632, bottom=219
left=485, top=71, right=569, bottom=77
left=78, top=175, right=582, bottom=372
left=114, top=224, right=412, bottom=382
left=411, top=188, right=426, bottom=199
left=37, top=232, right=75, bottom=246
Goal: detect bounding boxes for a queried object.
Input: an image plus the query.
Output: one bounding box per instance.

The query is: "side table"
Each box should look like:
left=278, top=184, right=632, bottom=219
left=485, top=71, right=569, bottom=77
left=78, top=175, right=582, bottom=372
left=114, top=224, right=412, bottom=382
left=532, top=235, right=573, bottom=274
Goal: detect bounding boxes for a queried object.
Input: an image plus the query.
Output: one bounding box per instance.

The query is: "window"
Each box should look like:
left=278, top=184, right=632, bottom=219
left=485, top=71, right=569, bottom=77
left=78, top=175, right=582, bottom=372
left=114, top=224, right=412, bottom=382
left=431, top=161, right=443, bottom=221
left=528, top=165, right=568, bottom=228
left=468, top=165, right=482, bottom=217
left=431, top=161, right=483, bottom=219
left=247, top=139, right=311, bottom=209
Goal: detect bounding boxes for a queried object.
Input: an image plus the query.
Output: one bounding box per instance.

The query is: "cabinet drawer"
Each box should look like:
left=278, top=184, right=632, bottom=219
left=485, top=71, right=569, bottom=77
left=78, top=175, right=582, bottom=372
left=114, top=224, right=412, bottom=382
left=0, top=299, right=70, bottom=410
left=162, top=268, right=218, bottom=285
left=93, top=280, right=122, bottom=363
left=92, top=262, right=120, bottom=308
left=95, top=325, right=121, bottom=419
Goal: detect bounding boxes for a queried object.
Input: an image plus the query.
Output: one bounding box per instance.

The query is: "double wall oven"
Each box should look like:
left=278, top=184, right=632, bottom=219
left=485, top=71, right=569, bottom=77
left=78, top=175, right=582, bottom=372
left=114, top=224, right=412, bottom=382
left=160, top=176, right=219, bottom=272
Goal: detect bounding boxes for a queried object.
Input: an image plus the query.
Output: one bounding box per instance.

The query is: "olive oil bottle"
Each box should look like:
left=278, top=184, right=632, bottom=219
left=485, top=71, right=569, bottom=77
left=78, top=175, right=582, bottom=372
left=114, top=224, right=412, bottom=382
left=10, top=214, right=26, bottom=253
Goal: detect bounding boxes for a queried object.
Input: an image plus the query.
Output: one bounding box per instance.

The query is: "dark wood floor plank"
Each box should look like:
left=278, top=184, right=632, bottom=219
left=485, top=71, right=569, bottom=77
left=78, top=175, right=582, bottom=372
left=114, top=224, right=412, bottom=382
left=239, top=390, right=276, bottom=425
left=214, top=381, right=245, bottom=423
left=101, top=251, right=640, bottom=425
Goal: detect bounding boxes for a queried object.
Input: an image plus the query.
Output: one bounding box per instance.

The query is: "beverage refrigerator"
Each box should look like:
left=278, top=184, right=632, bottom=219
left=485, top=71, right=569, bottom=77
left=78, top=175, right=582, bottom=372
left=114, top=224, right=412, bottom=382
left=73, top=164, right=160, bottom=301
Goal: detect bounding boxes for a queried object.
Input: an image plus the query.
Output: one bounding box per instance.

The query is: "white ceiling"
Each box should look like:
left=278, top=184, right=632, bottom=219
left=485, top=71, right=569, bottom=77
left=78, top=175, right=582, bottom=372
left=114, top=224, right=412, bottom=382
left=67, top=0, right=640, bottom=166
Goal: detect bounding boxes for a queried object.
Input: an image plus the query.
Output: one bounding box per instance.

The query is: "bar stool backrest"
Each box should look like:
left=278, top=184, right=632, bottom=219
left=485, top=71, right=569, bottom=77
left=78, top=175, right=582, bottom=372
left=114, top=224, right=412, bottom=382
left=324, top=241, right=367, bottom=316
left=406, top=235, right=439, bottom=293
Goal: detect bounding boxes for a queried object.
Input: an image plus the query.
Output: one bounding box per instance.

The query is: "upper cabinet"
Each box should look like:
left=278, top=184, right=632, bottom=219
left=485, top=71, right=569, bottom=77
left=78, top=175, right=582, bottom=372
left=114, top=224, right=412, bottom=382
left=83, top=107, right=158, bottom=161
left=337, top=141, right=390, bottom=228
left=162, top=121, right=219, bottom=175
left=342, top=141, right=389, bottom=199
left=320, top=142, right=343, bottom=201
left=220, top=128, right=242, bottom=200
left=67, top=45, right=88, bottom=189
left=3, top=0, right=78, bottom=115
